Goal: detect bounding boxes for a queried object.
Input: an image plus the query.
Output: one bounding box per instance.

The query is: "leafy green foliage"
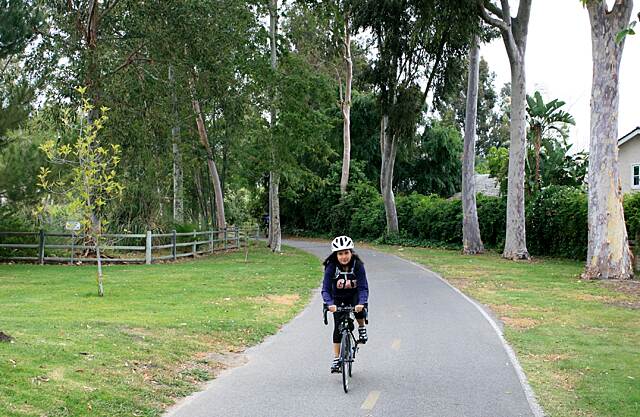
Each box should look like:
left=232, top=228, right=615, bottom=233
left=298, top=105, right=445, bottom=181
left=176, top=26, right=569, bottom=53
left=37, top=90, right=124, bottom=235
left=623, top=191, right=640, bottom=241
left=527, top=186, right=588, bottom=259
left=0, top=0, right=42, bottom=59
left=436, top=57, right=500, bottom=157
left=396, top=119, right=463, bottom=197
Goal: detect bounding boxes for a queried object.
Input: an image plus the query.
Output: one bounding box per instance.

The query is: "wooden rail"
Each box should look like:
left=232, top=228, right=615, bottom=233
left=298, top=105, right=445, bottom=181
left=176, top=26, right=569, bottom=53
left=0, top=226, right=261, bottom=265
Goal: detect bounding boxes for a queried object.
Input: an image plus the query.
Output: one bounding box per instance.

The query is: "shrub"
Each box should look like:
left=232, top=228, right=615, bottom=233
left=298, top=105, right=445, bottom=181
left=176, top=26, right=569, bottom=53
left=526, top=186, right=587, bottom=259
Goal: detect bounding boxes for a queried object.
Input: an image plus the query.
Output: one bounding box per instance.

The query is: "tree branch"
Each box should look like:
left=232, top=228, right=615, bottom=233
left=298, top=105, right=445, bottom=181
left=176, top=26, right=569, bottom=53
left=100, top=0, right=122, bottom=22
left=478, top=0, right=509, bottom=32
left=420, top=28, right=449, bottom=109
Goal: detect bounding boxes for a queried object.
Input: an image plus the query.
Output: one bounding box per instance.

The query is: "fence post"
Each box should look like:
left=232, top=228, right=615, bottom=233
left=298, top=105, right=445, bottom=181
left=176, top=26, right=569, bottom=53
left=256, top=225, right=260, bottom=240
left=38, top=229, right=45, bottom=265
left=235, top=226, right=240, bottom=249
left=210, top=229, right=214, bottom=254
left=145, top=231, right=152, bottom=265
left=192, top=231, right=197, bottom=257
left=172, top=230, right=177, bottom=261
left=224, top=227, right=228, bottom=250
left=70, top=232, right=75, bottom=264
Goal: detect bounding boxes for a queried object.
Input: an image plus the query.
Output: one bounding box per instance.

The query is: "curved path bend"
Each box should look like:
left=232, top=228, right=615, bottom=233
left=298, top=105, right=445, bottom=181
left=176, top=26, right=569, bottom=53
left=165, top=239, right=543, bottom=417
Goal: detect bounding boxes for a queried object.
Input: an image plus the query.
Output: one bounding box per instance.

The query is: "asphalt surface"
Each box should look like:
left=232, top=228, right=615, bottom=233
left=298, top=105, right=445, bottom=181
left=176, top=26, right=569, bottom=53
left=164, top=239, right=542, bottom=417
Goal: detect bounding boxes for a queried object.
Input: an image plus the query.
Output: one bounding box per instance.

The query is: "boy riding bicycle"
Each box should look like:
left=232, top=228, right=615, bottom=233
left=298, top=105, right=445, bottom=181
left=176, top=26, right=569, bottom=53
left=321, top=235, right=369, bottom=373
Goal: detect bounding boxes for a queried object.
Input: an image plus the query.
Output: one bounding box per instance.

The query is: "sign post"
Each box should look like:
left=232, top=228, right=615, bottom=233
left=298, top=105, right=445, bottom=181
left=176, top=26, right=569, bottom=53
left=65, top=221, right=81, bottom=264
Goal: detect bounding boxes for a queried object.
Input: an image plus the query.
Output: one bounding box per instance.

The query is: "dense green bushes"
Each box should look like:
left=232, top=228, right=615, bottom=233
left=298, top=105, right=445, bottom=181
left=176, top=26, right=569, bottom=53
left=527, top=186, right=588, bottom=259
left=282, top=169, right=640, bottom=260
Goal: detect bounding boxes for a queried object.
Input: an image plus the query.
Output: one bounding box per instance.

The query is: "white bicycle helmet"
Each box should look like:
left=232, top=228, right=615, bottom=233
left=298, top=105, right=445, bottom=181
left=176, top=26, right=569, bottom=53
left=331, top=235, right=354, bottom=252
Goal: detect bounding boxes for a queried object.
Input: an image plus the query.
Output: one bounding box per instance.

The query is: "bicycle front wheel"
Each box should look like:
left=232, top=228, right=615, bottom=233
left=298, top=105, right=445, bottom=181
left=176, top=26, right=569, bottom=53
left=341, top=332, right=351, bottom=393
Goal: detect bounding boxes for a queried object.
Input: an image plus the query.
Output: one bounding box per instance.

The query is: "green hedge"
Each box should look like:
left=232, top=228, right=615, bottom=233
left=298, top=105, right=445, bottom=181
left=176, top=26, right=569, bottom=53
left=281, top=170, right=640, bottom=259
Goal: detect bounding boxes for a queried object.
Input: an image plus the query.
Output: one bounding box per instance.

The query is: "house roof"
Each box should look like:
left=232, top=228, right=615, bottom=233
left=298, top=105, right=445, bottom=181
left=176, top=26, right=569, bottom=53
left=618, top=126, right=640, bottom=147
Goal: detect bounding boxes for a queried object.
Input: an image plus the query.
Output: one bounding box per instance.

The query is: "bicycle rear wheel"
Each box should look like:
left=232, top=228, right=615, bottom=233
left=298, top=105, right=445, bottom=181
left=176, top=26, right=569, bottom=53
left=341, top=332, right=351, bottom=393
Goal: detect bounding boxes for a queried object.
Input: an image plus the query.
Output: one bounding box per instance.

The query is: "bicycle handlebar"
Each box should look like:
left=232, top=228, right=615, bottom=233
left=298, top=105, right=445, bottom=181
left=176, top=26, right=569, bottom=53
left=323, top=304, right=368, bottom=325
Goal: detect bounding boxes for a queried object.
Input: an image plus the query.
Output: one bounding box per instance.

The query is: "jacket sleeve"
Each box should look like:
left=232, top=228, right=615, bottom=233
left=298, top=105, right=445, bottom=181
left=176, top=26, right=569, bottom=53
left=356, top=262, right=369, bottom=305
left=321, top=264, right=334, bottom=305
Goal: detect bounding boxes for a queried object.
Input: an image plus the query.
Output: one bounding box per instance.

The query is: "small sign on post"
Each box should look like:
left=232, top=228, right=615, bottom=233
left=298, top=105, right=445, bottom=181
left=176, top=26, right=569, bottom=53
left=65, top=221, right=81, bottom=265
left=65, top=221, right=82, bottom=232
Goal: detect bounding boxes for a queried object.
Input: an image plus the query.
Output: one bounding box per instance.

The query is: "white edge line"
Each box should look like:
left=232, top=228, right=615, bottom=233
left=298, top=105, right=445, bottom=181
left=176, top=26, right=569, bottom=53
left=394, top=254, right=546, bottom=417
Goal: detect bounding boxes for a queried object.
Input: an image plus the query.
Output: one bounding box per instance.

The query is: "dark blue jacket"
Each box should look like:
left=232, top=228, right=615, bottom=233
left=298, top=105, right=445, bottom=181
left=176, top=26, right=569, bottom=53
left=321, top=259, right=369, bottom=306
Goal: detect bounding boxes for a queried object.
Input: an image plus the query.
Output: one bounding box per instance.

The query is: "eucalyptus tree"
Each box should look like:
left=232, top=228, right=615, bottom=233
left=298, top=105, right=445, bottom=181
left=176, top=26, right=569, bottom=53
left=352, top=0, right=480, bottom=234
left=436, top=57, right=499, bottom=158
left=461, top=36, right=484, bottom=254
left=478, top=0, right=533, bottom=260
left=582, top=0, right=635, bottom=279
left=268, top=0, right=281, bottom=251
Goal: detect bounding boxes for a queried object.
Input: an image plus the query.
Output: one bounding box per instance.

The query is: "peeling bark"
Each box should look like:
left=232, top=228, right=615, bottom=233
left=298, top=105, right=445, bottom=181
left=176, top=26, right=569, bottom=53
left=462, top=36, right=484, bottom=255
left=191, top=93, right=226, bottom=232
left=268, top=0, right=282, bottom=252
left=584, top=0, right=634, bottom=280
left=340, top=11, right=352, bottom=196
left=169, top=65, right=184, bottom=224
left=380, top=114, right=399, bottom=234
left=479, top=0, right=532, bottom=260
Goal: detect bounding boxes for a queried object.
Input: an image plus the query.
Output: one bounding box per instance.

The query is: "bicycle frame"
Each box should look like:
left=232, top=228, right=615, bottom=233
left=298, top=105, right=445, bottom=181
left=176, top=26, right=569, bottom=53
left=323, top=304, right=368, bottom=393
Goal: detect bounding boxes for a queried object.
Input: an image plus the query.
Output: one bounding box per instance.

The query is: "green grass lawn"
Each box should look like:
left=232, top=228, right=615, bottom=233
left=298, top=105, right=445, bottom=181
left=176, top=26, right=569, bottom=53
left=0, top=244, right=321, bottom=417
left=371, top=244, right=640, bottom=417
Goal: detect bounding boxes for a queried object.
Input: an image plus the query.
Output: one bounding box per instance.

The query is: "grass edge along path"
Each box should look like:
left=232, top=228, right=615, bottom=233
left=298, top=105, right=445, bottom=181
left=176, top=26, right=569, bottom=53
left=370, top=243, right=640, bottom=417
left=0, top=244, right=321, bottom=417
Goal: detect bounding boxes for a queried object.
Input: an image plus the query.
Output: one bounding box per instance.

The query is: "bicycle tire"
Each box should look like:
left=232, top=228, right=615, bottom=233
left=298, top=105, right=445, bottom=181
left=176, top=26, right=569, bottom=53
left=341, top=332, right=351, bottom=393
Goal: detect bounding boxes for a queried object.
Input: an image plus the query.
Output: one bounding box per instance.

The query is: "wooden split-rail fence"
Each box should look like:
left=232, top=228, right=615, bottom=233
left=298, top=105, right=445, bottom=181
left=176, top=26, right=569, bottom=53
left=0, top=226, right=261, bottom=265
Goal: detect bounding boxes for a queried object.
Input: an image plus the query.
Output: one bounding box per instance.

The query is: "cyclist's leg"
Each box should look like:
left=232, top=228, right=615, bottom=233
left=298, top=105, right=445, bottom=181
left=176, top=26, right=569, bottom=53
left=351, top=295, right=368, bottom=343
left=331, top=310, right=346, bottom=372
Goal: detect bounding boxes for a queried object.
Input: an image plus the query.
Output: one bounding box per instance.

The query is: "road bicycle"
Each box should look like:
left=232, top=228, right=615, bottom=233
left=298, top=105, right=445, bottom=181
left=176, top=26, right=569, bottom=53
left=323, top=304, right=368, bottom=393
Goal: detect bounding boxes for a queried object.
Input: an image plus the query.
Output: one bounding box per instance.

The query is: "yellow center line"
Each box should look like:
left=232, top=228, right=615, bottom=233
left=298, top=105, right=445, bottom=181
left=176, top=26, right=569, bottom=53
left=391, top=339, right=401, bottom=350
left=361, top=390, right=381, bottom=410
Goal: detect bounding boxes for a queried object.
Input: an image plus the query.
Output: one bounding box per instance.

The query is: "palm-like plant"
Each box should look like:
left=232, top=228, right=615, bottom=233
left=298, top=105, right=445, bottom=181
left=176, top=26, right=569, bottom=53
left=526, top=91, right=576, bottom=189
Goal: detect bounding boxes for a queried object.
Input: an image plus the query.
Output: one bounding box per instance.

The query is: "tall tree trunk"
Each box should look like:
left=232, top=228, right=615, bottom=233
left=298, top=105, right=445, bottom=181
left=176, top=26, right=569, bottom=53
left=169, top=65, right=184, bottom=224
left=503, top=60, right=529, bottom=259
left=270, top=171, right=282, bottom=252
left=462, top=35, right=484, bottom=255
left=534, top=125, right=542, bottom=188
left=480, top=0, right=532, bottom=260
left=583, top=0, right=634, bottom=280
left=194, top=166, right=207, bottom=226
left=380, top=114, right=399, bottom=234
left=91, top=213, right=104, bottom=297
left=340, top=11, right=353, bottom=196
left=191, top=93, right=226, bottom=232
left=268, top=0, right=281, bottom=252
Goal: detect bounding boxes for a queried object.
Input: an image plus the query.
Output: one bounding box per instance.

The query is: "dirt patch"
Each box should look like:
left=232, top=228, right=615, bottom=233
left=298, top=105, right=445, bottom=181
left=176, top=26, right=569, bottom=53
left=0, top=331, right=14, bottom=342
left=247, top=294, right=300, bottom=306
left=447, top=277, right=472, bottom=290
left=500, top=316, right=539, bottom=330
left=537, top=353, right=572, bottom=363
left=488, top=303, right=523, bottom=316
left=572, top=293, right=612, bottom=302
left=121, top=326, right=155, bottom=341
left=550, top=369, right=579, bottom=392
left=600, top=279, right=640, bottom=296
left=606, top=300, right=640, bottom=309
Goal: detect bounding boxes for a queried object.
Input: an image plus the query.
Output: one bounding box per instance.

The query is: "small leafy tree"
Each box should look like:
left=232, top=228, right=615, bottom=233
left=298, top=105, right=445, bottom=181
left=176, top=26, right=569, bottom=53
left=37, top=87, right=123, bottom=296
left=526, top=91, right=576, bottom=190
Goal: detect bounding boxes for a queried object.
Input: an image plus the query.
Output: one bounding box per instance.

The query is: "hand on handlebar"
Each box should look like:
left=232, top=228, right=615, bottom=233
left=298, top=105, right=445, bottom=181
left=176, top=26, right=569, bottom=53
left=354, top=304, right=364, bottom=313
left=328, top=305, right=337, bottom=313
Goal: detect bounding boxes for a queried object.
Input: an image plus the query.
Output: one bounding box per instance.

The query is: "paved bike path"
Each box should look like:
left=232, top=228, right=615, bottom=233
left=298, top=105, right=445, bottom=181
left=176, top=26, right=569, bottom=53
left=165, top=240, right=543, bottom=417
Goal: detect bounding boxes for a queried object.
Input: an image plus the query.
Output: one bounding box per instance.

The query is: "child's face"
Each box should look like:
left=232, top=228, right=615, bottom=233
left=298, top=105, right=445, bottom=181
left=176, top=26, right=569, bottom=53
left=336, top=249, right=352, bottom=266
